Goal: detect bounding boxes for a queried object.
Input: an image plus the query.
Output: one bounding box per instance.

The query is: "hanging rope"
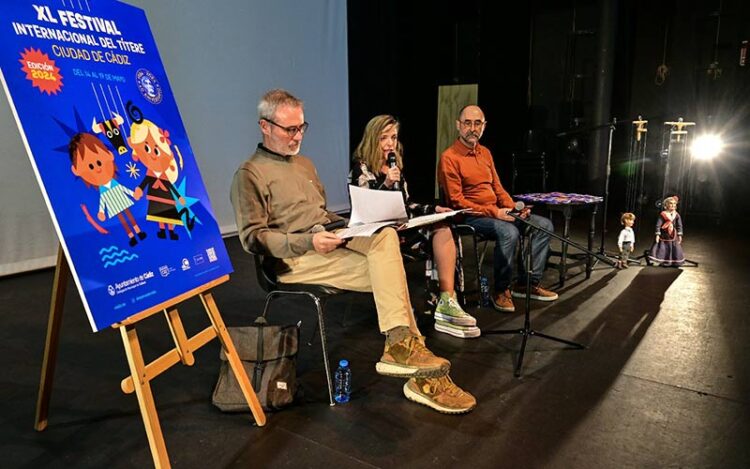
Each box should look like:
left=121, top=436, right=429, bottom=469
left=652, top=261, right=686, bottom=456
left=625, top=118, right=648, bottom=214
left=655, top=20, right=670, bottom=86
left=707, top=0, right=723, bottom=80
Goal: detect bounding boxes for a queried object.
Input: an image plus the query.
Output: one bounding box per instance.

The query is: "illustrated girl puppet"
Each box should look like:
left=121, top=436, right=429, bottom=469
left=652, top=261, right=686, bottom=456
left=129, top=112, right=194, bottom=240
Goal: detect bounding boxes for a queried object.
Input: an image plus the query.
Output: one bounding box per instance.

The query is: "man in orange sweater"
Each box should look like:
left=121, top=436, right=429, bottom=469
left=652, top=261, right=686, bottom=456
left=438, top=105, right=558, bottom=312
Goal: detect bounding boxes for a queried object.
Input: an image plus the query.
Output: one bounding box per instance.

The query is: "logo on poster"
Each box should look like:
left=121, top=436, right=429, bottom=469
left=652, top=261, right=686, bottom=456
left=181, top=258, right=190, bottom=271
left=19, top=48, right=63, bottom=95
left=108, top=285, right=116, bottom=296
left=135, top=68, right=162, bottom=104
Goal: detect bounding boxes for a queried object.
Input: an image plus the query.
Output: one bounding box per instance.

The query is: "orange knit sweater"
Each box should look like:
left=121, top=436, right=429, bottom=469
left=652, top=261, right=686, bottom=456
left=438, top=139, right=513, bottom=218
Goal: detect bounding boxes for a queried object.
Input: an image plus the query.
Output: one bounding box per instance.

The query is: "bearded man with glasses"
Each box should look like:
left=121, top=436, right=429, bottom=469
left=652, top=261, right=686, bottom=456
left=230, top=89, right=476, bottom=414
left=438, top=105, right=558, bottom=313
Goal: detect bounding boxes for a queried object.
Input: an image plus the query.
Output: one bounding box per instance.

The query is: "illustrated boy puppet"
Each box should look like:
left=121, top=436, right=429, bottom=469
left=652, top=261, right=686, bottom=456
left=69, top=133, right=146, bottom=246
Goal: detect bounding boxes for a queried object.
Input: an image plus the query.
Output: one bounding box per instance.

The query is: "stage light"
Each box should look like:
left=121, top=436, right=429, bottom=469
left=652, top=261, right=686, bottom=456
left=691, top=134, right=724, bottom=161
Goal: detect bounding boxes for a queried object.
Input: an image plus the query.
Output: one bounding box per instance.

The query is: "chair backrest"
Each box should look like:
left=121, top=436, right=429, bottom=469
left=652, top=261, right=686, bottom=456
left=253, top=254, right=278, bottom=294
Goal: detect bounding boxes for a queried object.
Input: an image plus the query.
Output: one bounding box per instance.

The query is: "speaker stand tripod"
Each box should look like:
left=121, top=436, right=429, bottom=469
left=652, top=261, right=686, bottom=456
left=483, top=214, right=616, bottom=377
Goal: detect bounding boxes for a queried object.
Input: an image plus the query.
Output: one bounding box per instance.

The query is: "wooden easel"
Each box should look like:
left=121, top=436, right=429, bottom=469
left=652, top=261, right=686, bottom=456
left=34, top=247, right=266, bottom=468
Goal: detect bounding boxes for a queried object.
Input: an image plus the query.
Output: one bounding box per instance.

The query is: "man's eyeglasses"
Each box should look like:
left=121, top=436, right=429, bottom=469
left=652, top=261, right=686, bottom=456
left=460, top=120, right=486, bottom=129
left=262, top=118, right=309, bottom=137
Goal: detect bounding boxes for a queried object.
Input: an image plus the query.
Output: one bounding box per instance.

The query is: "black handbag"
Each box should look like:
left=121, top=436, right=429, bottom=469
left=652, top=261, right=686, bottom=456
left=212, top=316, right=299, bottom=412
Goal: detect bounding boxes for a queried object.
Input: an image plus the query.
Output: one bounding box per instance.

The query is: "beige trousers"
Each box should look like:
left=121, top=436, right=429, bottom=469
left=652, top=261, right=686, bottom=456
left=276, top=228, right=419, bottom=335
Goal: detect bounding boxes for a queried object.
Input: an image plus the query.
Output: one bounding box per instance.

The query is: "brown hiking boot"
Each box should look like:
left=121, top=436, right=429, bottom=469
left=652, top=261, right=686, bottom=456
left=492, top=289, right=515, bottom=312
left=512, top=283, right=559, bottom=301
left=376, top=335, right=450, bottom=378
left=403, top=375, right=476, bottom=414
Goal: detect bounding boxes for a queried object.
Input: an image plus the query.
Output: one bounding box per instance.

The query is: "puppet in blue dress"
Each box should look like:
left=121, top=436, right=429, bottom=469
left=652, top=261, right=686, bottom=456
left=648, top=196, right=685, bottom=267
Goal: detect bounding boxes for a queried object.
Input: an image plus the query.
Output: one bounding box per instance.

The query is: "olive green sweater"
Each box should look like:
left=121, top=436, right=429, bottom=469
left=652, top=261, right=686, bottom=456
left=230, top=145, right=344, bottom=259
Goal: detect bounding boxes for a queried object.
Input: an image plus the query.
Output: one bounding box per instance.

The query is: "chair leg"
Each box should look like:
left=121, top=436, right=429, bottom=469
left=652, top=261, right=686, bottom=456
left=473, top=233, right=483, bottom=307
left=262, top=290, right=335, bottom=406
left=312, top=297, right=335, bottom=406
left=454, top=236, right=466, bottom=306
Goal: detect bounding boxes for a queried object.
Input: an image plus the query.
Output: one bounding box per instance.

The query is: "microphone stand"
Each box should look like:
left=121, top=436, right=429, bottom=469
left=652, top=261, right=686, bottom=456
left=483, top=212, right=618, bottom=377
left=557, top=118, right=628, bottom=259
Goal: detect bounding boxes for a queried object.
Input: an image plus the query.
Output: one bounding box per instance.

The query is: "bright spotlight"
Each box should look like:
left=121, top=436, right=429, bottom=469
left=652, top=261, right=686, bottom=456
left=691, top=134, right=724, bottom=161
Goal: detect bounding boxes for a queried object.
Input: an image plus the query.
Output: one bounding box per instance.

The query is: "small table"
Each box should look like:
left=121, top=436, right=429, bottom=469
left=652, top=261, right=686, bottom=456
left=514, top=192, right=603, bottom=287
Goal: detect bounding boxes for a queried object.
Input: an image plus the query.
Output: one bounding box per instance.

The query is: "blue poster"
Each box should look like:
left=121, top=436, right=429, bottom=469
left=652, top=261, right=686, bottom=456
left=0, top=0, right=233, bottom=331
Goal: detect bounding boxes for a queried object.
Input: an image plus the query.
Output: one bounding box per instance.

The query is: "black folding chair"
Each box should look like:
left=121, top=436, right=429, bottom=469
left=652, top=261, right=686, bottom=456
left=253, top=254, right=349, bottom=406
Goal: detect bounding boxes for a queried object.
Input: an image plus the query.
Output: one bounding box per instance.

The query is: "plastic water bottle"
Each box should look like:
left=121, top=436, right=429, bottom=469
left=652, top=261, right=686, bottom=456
left=479, top=274, right=491, bottom=307
left=334, top=359, right=351, bottom=404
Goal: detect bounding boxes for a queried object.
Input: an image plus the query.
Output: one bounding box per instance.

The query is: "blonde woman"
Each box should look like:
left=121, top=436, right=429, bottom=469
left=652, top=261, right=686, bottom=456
left=352, top=115, right=479, bottom=339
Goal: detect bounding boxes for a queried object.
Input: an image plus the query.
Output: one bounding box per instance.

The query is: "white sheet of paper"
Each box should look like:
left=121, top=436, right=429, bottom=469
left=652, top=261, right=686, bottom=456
left=402, top=210, right=465, bottom=230
left=336, top=222, right=395, bottom=239
left=348, top=185, right=407, bottom=225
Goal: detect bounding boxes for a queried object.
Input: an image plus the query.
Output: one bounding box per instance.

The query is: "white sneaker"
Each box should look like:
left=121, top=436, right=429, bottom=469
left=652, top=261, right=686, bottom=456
left=434, top=320, right=481, bottom=339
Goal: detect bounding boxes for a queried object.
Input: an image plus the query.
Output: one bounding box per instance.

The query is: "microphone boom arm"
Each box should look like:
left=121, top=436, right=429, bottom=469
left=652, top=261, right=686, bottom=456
left=509, top=212, right=618, bottom=267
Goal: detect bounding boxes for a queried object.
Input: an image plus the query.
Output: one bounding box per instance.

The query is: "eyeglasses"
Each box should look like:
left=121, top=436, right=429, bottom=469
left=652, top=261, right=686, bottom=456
left=263, top=118, right=309, bottom=137
left=460, top=120, right=486, bottom=129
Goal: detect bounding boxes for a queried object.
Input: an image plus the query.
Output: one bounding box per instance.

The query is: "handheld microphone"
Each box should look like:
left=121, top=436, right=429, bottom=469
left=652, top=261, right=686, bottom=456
left=387, top=152, right=400, bottom=191
left=310, top=219, right=347, bottom=233
left=509, top=201, right=525, bottom=214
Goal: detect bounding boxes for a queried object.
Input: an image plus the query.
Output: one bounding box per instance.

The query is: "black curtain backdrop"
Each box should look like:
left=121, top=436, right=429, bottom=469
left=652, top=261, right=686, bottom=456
left=347, top=0, right=531, bottom=203
left=347, top=0, right=750, bottom=220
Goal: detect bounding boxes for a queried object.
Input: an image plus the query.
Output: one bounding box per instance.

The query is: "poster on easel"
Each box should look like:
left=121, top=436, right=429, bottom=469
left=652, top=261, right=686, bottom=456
left=0, top=0, right=233, bottom=332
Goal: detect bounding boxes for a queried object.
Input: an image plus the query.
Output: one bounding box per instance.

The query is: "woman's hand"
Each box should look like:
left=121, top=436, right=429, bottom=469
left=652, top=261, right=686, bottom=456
left=384, top=166, right=401, bottom=188
left=434, top=205, right=452, bottom=213
left=655, top=235, right=660, bottom=243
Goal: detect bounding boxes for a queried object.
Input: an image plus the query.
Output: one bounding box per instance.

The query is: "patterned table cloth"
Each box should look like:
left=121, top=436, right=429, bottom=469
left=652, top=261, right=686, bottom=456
left=514, top=192, right=603, bottom=205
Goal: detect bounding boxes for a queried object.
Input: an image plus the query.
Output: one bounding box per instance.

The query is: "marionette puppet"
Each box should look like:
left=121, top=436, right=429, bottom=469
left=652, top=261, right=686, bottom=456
left=648, top=196, right=685, bottom=267
left=617, top=212, right=636, bottom=268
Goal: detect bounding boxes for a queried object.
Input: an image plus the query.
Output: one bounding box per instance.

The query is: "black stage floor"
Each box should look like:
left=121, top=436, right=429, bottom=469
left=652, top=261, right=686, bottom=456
left=1, top=222, right=749, bottom=468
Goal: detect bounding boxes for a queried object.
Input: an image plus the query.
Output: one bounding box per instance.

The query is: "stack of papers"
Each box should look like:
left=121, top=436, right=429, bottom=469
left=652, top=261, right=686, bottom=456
left=336, top=185, right=464, bottom=238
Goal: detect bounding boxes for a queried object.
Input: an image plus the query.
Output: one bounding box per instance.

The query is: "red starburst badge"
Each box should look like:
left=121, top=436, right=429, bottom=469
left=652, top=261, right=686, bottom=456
left=19, top=48, right=63, bottom=95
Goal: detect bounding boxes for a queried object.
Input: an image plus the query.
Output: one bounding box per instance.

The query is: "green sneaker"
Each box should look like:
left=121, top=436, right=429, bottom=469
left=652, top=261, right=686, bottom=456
left=434, top=292, right=477, bottom=326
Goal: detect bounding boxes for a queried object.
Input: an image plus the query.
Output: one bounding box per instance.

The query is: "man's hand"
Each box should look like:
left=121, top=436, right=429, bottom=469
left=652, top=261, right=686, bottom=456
left=655, top=235, right=660, bottom=243
left=134, top=187, right=143, bottom=200
left=384, top=166, right=401, bottom=188
left=312, top=231, right=344, bottom=254
left=496, top=207, right=515, bottom=222
left=434, top=205, right=453, bottom=213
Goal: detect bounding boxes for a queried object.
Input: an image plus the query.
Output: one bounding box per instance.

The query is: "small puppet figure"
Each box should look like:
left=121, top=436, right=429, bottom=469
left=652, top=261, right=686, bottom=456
left=69, top=132, right=146, bottom=246
left=617, top=212, right=636, bottom=268
left=648, top=195, right=685, bottom=267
